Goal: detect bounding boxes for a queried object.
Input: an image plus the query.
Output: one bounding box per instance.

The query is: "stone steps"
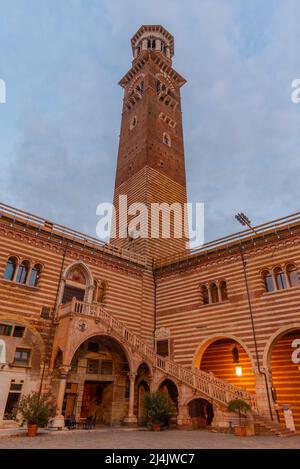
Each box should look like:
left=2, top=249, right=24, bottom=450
left=253, top=415, right=297, bottom=437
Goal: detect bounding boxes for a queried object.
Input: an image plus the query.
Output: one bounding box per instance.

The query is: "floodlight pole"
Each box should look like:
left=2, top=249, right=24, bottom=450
left=235, top=213, right=274, bottom=420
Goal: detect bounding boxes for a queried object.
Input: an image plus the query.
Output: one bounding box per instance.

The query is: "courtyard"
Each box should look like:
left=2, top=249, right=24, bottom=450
left=0, top=428, right=299, bottom=449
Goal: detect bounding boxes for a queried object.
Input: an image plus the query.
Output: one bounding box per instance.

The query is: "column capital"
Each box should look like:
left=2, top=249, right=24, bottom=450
left=128, top=372, right=136, bottom=381
left=59, top=365, right=71, bottom=378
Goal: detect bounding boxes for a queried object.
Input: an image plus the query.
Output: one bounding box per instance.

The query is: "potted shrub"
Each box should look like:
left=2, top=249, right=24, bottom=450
left=15, top=392, right=56, bottom=436
left=142, top=391, right=175, bottom=431
left=227, top=398, right=251, bottom=436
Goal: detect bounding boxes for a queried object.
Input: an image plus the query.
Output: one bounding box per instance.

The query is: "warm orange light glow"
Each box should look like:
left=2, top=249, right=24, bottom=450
left=235, top=365, right=243, bottom=376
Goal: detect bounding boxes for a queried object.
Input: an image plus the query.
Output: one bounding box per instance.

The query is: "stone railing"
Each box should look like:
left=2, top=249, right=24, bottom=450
left=59, top=299, right=258, bottom=411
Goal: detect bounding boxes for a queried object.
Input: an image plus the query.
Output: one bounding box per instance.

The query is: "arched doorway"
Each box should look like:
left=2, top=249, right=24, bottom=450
left=158, top=379, right=179, bottom=426
left=269, top=329, right=300, bottom=430
left=188, top=398, right=214, bottom=428
left=57, top=335, right=130, bottom=426
left=197, top=338, right=255, bottom=393
left=135, top=363, right=150, bottom=426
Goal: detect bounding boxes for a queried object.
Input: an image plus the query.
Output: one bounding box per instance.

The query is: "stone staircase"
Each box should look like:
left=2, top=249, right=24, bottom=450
left=253, top=414, right=297, bottom=437
left=60, top=300, right=300, bottom=436
left=60, top=300, right=258, bottom=412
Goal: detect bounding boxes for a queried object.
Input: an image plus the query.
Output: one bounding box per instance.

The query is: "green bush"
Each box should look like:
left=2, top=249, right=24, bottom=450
left=16, top=392, right=56, bottom=427
left=227, top=399, right=251, bottom=426
left=142, top=391, right=175, bottom=425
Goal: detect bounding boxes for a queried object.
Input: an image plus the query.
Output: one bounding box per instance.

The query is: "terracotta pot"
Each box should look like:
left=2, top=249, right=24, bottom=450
left=234, top=425, right=247, bottom=436
left=27, top=424, right=38, bottom=437
left=152, top=423, right=161, bottom=432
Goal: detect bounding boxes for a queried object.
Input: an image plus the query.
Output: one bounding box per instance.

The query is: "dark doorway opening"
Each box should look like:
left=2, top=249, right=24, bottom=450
left=188, top=398, right=214, bottom=428
left=81, top=380, right=113, bottom=424
left=4, top=392, right=21, bottom=420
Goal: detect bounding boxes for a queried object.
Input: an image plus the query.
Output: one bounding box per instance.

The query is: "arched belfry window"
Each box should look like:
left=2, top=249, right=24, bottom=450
left=4, top=257, right=17, bottom=281
left=62, top=265, right=89, bottom=304
left=220, top=281, right=228, bottom=301
left=147, top=38, right=156, bottom=50
left=210, top=283, right=219, bottom=303
left=16, top=261, right=29, bottom=284
left=262, top=269, right=274, bottom=292
left=274, top=267, right=287, bottom=290
left=202, top=285, right=209, bottom=305
left=286, top=264, right=299, bottom=287
left=29, top=264, right=42, bottom=287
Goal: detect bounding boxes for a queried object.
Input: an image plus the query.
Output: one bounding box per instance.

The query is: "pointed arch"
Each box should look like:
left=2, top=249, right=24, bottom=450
left=58, top=261, right=94, bottom=305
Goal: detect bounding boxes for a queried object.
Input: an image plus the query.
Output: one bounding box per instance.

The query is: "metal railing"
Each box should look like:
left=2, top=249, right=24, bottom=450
left=59, top=299, right=258, bottom=411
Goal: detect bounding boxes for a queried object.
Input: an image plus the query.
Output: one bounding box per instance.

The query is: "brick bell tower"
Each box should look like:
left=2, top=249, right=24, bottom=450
left=111, top=25, right=188, bottom=259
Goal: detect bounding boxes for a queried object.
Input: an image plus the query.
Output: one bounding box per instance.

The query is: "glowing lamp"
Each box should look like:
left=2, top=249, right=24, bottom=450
left=235, top=365, right=243, bottom=377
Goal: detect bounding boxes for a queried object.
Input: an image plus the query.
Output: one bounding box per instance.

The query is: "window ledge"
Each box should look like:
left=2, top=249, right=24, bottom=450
left=262, top=285, right=299, bottom=297
left=201, top=300, right=230, bottom=307
left=0, top=279, right=39, bottom=291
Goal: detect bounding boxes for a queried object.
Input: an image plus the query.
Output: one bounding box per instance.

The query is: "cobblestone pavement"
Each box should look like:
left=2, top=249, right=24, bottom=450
left=0, top=428, right=300, bottom=449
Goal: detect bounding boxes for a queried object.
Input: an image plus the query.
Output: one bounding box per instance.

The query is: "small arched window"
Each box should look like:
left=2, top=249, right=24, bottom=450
left=29, top=264, right=41, bottom=287
left=210, top=283, right=219, bottom=303
left=136, top=80, right=144, bottom=93
left=286, top=264, right=299, bottom=287
left=262, top=270, right=274, bottom=292
left=163, top=132, right=171, bottom=147
left=16, top=261, right=29, bottom=284
left=232, top=345, right=239, bottom=363
left=274, top=267, right=287, bottom=290
left=130, top=115, right=137, bottom=130
left=152, top=39, right=156, bottom=49
left=220, top=281, right=228, bottom=301
left=202, top=285, right=209, bottom=305
left=4, top=257, right=17, bottom=281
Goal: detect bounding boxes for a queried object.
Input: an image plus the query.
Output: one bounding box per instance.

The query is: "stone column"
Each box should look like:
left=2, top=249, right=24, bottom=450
left=12, top=261, right=20, bottom=282
left=123, top=373, right=137, bottom=426
left=177, top=403, right=190, bottom=428
left=52, top=366, right=70, bottom=429
left=207, top=284, right=212, bottom=304
left=271, top=271, right=277, bottom=291
left=26, top=263, right=33, bottom=286
left=217, top=282, right=222, bottom=302
left=254, top=371, right=276, bottom=419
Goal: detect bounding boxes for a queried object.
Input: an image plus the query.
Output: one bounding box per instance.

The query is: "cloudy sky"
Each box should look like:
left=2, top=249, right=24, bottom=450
left=0, top=0, right=299, bottom=245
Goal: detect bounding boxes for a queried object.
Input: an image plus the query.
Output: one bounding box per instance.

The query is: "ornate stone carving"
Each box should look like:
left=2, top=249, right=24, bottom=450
left=77, top=320, right=87, bottom=332
left=155, top=327, right=170, bottom=340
